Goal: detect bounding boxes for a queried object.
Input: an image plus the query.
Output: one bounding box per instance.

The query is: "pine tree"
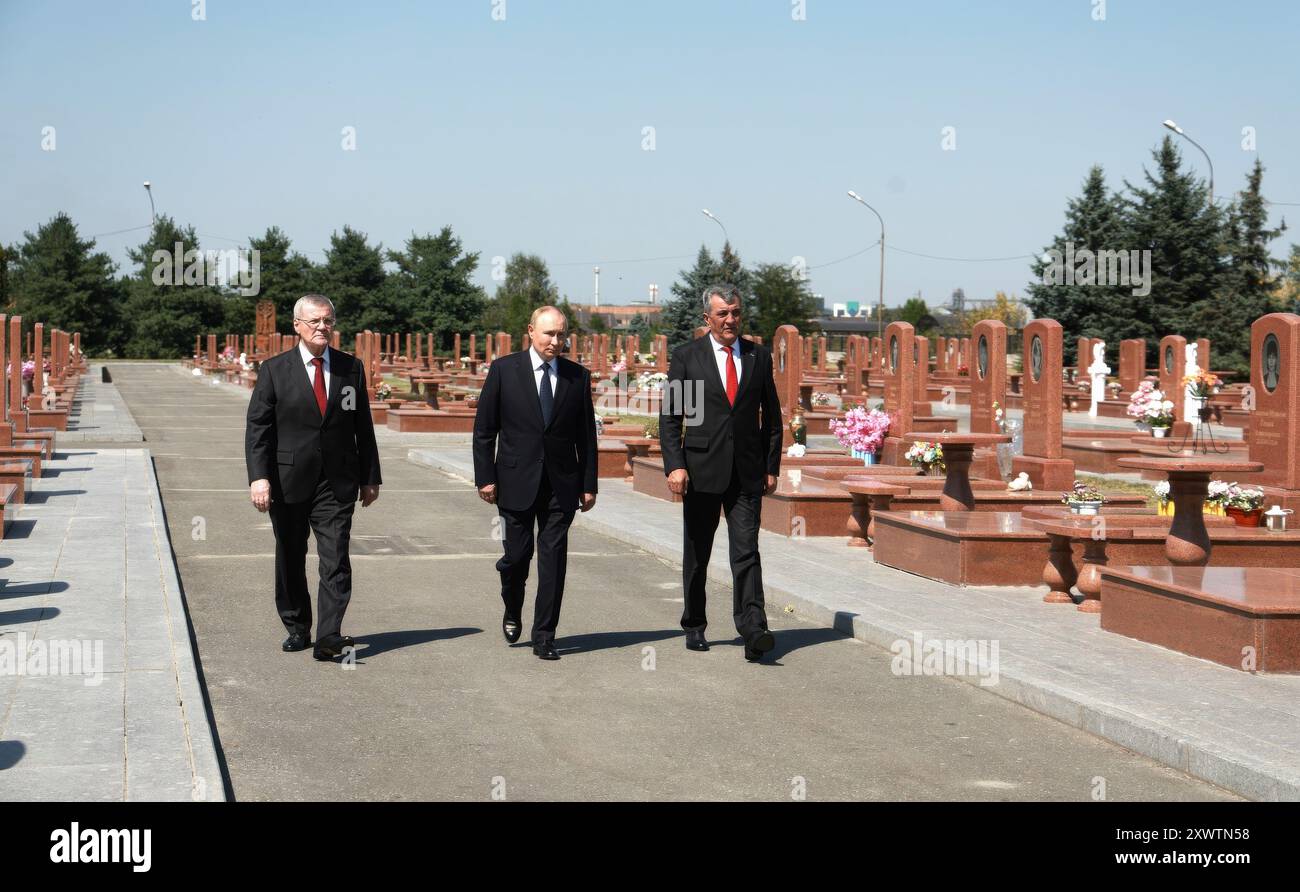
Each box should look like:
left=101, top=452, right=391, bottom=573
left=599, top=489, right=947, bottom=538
left=1190, top=159, right=1287, bottom=375
left=383, top=226, right=487, bottom=350
left=481, top=253, right=559, bottom=343
left=1026, top=165, right=1130, bottom=365
left=122, top=216, right=230, bottom=358
left=319, top=225, right=386, bottom=340
left=662, top=242, right=753, bottom=350
left=1119, top=137, right=1225, bottom=347
left=750, top=262, right=822, bottom=342
left=6, top=213, right=128, bottom=356
left=243, top=226, right=317, bottom=333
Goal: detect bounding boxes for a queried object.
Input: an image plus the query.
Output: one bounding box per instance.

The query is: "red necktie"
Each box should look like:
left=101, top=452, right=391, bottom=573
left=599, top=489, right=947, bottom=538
left=311, top=357, right=327, bottom=415
left=721, top=346, right=737, bottom=406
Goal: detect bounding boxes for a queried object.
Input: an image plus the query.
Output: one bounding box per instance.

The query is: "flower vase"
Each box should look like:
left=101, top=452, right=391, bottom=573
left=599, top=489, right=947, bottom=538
left=1151, top=426, right=1169, bottom=438
left=1225, top=507, right=1263, bottom=527
left=1068, top=500, right=1103, bottom=516
left=863, top=451, right=878, bottom=466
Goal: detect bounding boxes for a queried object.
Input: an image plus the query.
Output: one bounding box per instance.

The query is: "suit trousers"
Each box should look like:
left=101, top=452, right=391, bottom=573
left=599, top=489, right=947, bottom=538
left=681, top=467, right=769, bottom=640
left=269, top=473, right=356, bottom=640
left=496, top=476, right=575, bottom=645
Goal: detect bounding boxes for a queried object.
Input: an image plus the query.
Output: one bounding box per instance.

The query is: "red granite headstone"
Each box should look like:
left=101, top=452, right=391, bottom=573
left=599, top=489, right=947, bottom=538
left=1011, top=318, right=1074, bottom=489
left=1247, top=314, right=1300, bottom=490
left=969, top=320, right=1007, bottom=435
left=773, top=325, right=803, bottom=413
left=913, top=336, right=930, bottom=403
left=1158, top=334, right=1188, bottom=424
left=1119, top=338, right=1146, bottom=394
left=883, top=322, right=915, bottom=437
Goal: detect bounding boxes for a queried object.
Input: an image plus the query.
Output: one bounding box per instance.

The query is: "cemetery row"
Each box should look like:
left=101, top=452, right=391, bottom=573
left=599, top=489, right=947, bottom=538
left=0, top=319, right=82, bottom=532
left=191, top=304, right=1300, bottom=673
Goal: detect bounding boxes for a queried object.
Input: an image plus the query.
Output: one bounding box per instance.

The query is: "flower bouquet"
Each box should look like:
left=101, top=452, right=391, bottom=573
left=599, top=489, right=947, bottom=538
left=635, top=371, right=668, bottom=391
left=830, top=407, right=891, bottom=464
left=1153, top=480, right=1173, bottom=516
left=1182, top=370, right=1222, bottom=399
left=375, top=383, right=392, bottom=401
left=904, top=440, right=945, bottom=474
left=1062, top=480, right=1106, bottom=514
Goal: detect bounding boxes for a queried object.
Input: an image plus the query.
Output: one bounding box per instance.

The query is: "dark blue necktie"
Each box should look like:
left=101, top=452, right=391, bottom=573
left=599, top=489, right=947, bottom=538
left=539, top=361, right=554, bottom=427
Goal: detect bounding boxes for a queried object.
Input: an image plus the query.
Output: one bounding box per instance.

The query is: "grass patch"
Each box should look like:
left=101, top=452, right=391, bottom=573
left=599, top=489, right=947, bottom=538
left=1075, top=473, right=1157, bottom=507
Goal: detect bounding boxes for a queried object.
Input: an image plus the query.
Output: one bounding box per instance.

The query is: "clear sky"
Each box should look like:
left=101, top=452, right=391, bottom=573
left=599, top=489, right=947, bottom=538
left=3, top=0, right=1297, bottom=311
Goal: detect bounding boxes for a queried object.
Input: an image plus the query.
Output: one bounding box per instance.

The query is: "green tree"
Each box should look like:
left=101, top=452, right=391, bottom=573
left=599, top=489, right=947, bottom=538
left=239, top=226, right=317, bottom=334
left=662, top=242, right=753, bottom=350
left=122, top=216, right=230, bottom=358
left=750, top=262, right=821, bottom=342
left=6, top=213, right=127, bottom=356
left=962, top=291, right=1028, bottom=334
left=1189, top=159, right=1288, bottom=375
left=319, top=225, right=386, bottom=339
left=481, top=253, right=559, bottom=339
left=382, top=226, right=487, bottom=350
left=1119, top=137, right=1225, bottom=347
left=1025, top=165, right=1131, bottom=365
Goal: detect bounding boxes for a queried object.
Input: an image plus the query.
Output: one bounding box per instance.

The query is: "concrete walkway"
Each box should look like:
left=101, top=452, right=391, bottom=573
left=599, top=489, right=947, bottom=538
left=56, top=363, right=145, bottom=444
left=0, top=446, right=223, bottom=801
left=137, top=362, right=1238, bottom=801
left=408, top=442, right=1300, bottom=801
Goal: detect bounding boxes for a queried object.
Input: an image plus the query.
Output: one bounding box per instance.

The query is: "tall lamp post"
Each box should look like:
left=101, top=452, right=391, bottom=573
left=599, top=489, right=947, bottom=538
left=701, top=208, right=729, bottom=249
left=847, top=191, right=886, bottom=341
left=143, top=181, right=156, bottom=226
left=1162, top=119, right=1214, bottom=204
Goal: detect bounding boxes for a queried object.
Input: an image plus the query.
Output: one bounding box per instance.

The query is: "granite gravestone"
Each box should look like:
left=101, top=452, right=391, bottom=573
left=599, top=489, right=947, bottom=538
left=1158, top=334, right=1188, bottom=425
left=969, top=320, right=1007, bottom=435
left=1012, top=318, right=1074, bottom=489
left=1119, top=338, right=1146, bottom=394
left=1248, top=314, right=1300, bottom=491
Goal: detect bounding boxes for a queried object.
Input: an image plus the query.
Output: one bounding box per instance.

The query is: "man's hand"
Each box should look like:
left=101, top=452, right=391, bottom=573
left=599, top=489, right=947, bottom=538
left=765, top=474, right=778, bottom=495
left=360, top=485, right=380, bottom=507
left=666, top=468, right=688, bottom=495
left=580, top=492, right=597, bottom=512
left=250, top=479, right=271, bottom=512
left=478, top=483, right=497, bottom=504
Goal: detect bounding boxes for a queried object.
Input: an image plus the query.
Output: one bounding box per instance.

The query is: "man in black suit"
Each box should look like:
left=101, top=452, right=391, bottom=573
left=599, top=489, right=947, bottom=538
left=472, top=306, right=598, bottom=661
left=660, top=284, right=783, bottom=662
left=245, top=294, right=382, bottom=661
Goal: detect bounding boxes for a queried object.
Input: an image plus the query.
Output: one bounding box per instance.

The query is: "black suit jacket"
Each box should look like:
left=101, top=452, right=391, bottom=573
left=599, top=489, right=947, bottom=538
left=245, top=346, right=382, bottom=505
left=472, top=351, right=599, bottom=513
left=659, top=335, right=783, bottom=494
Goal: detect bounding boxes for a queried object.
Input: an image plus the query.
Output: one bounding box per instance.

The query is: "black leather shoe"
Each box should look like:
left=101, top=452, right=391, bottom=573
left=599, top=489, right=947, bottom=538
left=685, top=629, right=709, bottom=652
left=744, top=630, right=775, bottom=662
left=313, top=634, right=355, bottom=661
left=282, top=632, right=310, bottom=653
left=533, top=641, right=560, bottom=661
left=502, top=612, right=522, bottom=644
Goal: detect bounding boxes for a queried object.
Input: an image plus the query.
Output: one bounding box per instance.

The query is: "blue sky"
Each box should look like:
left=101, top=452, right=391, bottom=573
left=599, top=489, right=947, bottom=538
left=2, top=0, right=1297, bottom=311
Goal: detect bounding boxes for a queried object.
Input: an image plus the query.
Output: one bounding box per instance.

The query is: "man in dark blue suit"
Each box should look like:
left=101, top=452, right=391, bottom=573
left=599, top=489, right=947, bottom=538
left=472, top=306, right=598, bottom=661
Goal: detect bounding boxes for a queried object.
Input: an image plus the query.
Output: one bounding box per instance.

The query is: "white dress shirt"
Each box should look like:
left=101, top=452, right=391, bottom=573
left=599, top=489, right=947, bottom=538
left=529, top=346, right=558, bottom=395
left=708, top=333, right=742, bottom=390
left=299, top=342, right=331, bottom=395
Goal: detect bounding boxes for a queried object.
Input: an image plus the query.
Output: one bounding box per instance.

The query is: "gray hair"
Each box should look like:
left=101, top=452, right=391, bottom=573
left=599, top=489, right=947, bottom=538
left=293, top=294, right=335, bottom=320
left=701, top=283, right=742, bottom=313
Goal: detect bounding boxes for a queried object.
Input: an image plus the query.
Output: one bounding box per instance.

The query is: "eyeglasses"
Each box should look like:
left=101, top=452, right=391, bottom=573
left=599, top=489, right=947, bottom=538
left=295, top=317, right=335, bottom=329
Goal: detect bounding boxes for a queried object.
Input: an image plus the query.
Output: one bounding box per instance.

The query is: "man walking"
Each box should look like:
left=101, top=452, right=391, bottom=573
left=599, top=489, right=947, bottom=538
left=245, top=294, right=381, bottom=661
left=472, top=306, right=598, bottom=661
left=660, top=284, right=783, bottom=662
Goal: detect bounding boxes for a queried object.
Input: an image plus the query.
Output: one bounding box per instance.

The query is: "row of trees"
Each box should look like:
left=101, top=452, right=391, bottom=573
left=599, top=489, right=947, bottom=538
left=0, top=212, right=824, bottom=358
left=1027, top=137, right=1297, bottom=375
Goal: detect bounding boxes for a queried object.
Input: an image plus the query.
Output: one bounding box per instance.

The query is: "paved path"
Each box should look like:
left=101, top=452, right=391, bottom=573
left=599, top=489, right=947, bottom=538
left=101, top=362, right=1240, bottom=801
left=0, top=446, right=221, bottom=801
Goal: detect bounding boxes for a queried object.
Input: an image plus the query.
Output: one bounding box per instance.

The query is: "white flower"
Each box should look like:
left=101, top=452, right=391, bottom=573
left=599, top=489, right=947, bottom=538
left=787, top=444, right=807, bottom=458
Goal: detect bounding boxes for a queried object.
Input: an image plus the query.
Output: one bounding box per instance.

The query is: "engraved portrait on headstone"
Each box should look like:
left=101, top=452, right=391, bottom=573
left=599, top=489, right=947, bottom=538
left=977, top=335, right=989, bottom=379
left=1264, top=333, right=1280, bottom=392
left=890, top=335, right=899, bottom=372
left=1030, top=335, right=1042, bottom=382
left=778, top=337, right=786, bottom=372
left=1164, top=345, right=1174, bottom=373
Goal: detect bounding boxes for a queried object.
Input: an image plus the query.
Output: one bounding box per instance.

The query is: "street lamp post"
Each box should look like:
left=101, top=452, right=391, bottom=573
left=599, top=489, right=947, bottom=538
left=701, top=208, right=729, bottom=250
left=143, top=181, right=156, bottom=226
left=847, top=191, right=886, bottom=341
left=1162, top=119, right=1214, bottom=205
